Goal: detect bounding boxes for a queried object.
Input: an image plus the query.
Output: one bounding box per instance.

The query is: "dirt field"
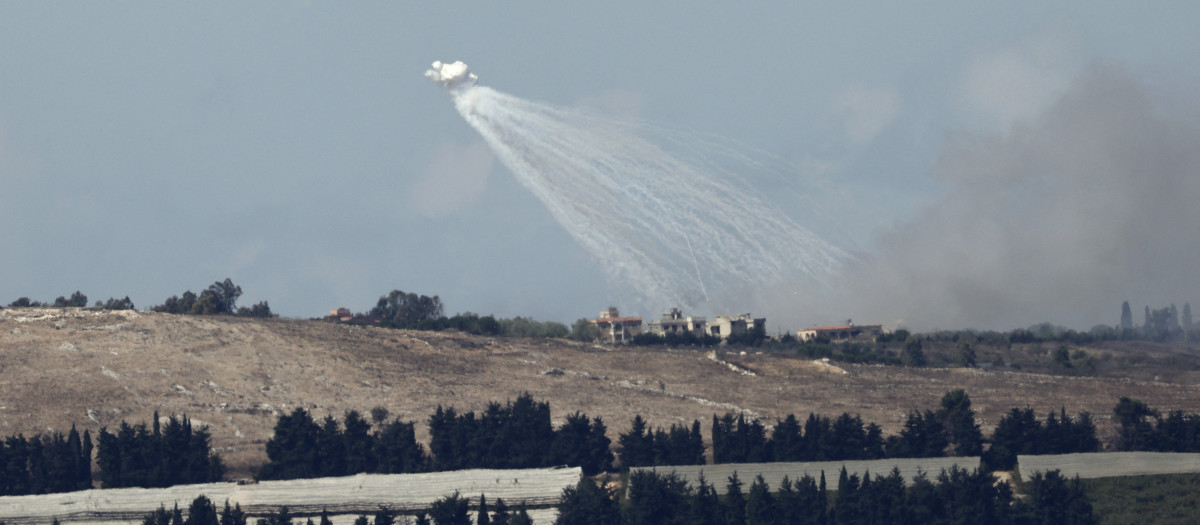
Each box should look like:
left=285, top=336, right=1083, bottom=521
left=3, top=308, right=1199, bottom=478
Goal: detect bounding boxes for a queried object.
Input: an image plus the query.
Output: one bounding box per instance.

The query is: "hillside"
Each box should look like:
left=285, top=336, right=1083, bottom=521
left=3, top=307, right=1200, bottom=478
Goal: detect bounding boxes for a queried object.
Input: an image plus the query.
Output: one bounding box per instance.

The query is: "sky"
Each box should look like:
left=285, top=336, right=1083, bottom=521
left=2, top=3, right=1198, bottom=332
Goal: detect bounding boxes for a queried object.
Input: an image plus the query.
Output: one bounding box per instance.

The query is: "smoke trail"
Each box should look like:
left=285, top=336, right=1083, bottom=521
left=426, top=61, right=848, bottom=311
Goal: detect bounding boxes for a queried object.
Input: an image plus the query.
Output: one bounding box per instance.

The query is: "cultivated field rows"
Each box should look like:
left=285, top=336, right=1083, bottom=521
left=0, top=467, right=580, bottom=525
left=631, top=457, right=982, bottom=491
left=1018, top=452, right=1200, bottom=479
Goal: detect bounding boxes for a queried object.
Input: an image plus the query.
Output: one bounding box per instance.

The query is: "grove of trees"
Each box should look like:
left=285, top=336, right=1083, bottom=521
left=96, top=413, right=224, bottom=488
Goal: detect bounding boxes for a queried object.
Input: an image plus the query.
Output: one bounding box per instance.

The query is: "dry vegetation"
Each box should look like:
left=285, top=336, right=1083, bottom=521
left=3, top=308, right=1200, bottom=478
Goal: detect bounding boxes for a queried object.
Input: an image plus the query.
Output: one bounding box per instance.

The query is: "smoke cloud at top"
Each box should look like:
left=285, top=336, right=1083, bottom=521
left=825, top=64, right=1200, bottom=331
left=425, top=60, right=477, bottom=91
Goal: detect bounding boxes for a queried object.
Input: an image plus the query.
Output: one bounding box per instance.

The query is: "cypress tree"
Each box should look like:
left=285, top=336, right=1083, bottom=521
left=81, top=430, right=93, bottom=490
left=477, top=494, right=490, bottom=525
left=817, top=471, right=828, bottom=525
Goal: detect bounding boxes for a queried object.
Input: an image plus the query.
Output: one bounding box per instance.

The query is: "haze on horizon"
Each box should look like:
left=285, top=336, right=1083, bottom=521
left=2, top=4, right=1198, bottom=333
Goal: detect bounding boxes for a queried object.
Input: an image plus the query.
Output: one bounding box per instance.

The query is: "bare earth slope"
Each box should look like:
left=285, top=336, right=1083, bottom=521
left=3, top=308, right=1199, bottom=477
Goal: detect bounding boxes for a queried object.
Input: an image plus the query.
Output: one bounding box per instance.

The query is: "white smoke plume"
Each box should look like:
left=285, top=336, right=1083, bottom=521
left=426, top=60, right=849, bottom=313
left=821, top=64, right=1200, bottom=331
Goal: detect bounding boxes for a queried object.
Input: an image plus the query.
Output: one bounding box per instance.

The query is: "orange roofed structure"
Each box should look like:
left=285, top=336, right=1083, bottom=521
left=591, top=307, right=643, bottom=344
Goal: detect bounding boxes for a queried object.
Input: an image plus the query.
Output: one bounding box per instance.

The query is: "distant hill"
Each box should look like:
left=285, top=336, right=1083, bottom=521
left=3, top=307, right=1199, bottom=478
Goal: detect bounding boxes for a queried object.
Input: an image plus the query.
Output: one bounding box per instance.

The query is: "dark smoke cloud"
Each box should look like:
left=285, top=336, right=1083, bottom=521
left=827, top=64, right=1200, bottom=331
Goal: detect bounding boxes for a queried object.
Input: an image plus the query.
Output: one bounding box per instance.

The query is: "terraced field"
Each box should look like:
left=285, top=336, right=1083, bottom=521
left=0, top=467, right=580, bottom=525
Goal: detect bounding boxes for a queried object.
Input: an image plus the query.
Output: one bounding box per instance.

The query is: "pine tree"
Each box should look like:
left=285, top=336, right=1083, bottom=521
left=429, top=492, right=471, bottom=525
left=477, top=494, right=490, bottom=525
left=185, top=495, right=219, bottom=525
left=586, top=417, right=615, bottom=474
left=902, top=336, right=927, bottom=367
left=373, top=506, right=395, bottom=525
left=220, top=500, right=247, bottom=525
left=142, top=505, right=173, bottom=525
left=937, top=390, right=982, bottom=456
left=617, top=416, right=653, bottom=468
left=491, top=499, right=510, bottom=525
left=555, top=476, right=622, bottom=525
left=687, top=474, right=724, bottom=525
left=343, top=410, right=375, bottom=475
left=510, top=506, right=532, bottom=525
left=1120, top=301, right=1134, bottom=331
left=745, top=475, right=776, bottom=525
left=723, top=473, right=746, bottom=525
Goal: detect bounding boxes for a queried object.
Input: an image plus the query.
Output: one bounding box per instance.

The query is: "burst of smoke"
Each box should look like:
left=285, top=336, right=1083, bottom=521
left=819, top=64, right=1200, bottom=331
left=424, top=60, right=477, bottom=91
left=426, top=60, right=848, bottom=313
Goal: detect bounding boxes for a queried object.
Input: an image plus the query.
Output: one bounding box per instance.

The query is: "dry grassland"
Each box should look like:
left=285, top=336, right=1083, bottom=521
left=3, top=308, right=1200, bottom=478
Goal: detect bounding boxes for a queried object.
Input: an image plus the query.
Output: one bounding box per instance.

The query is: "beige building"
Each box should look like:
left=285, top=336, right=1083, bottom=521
left=591, top=307, right=643, bottom=344
left=797, top=323, right=884, bottom=343
left=707, top=313, right=765, bottom=339
left=647, top=308, right=707, bottom=337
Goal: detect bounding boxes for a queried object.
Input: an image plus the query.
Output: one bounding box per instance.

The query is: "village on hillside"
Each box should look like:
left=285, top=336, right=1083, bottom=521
left=588, top=306, right=885, bottom=345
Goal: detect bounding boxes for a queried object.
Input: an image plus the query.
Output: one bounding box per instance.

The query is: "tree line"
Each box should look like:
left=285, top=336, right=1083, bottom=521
left=130, top=466, right=1094, bottom=525
left=3, top=278, right=273, bottom=317
left=616, top=390, right=1097, bottom=472
left=338, top=289, right=569, bottom=339
left=1113, top=397, right=1200, bottom=453
left=1, top=413, right=221, bottom=496
left=152, top=279, right=273, bottom=318
left=6, top=290, right=134, bottom=310
left=557, top=466, right=1095, bottom=525
left=96, top=413, right=225, bottom=488
left=255, top=407, right=426, bottom=480
left=257, top=394, right=613, bottom=480
left=4, top=394, right=1183, bottom=498
left=0, top=424, right=92, bottom=495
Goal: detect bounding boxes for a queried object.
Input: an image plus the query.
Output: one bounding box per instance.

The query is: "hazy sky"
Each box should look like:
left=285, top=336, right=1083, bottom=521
left=3, top=3, right=1198, bottom=331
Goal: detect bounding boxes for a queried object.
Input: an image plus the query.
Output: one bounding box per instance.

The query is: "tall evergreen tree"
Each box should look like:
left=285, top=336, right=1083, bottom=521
left=491, top=499, right=510, bottom=525
left=185, top=495, right=220, bottom=525
left=220, top=501, right=247, bottom=525
left=623, top=471, right=688, bottom=525
left=477, top=494, right=490, bottom=525
left=687, top=474, right=725, bottom=525
left=1120, top=301, right=1134, bottom=331
left=428, top=492, right=471, bottom=525
left=342, top=410, right=375, bottom=474
left=937, top=390, right=983, bottom=456
left=745, top=475, right=776, bottom=525
left=723, top=473, right=746, bottom=525
left=617, top=416, right=653, bottom=468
